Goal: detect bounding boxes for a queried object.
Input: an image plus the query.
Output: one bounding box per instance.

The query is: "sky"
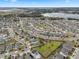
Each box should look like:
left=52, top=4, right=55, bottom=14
left=0, top=0, right=79, bottom=7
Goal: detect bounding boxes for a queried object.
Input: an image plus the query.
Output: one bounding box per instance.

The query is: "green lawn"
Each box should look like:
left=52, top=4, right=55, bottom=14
left=36, top=41, right=62, bottom=57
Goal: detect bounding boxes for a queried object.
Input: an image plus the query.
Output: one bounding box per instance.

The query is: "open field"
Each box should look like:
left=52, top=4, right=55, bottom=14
left=36, top=41, right=63, bottom=58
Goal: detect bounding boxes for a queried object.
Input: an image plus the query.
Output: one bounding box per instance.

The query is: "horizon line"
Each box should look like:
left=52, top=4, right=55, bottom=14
left=0, top=6, right=79, bottom=8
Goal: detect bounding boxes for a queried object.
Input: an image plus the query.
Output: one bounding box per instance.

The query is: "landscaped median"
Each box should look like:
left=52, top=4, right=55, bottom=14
left=36, top=41, right=63, bottom=58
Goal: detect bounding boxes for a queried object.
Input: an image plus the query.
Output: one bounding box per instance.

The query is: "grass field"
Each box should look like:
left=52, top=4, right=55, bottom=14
left=36, top=41, right=62, bottom=57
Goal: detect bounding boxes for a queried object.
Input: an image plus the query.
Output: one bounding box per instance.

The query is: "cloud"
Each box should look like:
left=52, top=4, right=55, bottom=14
left=5, top=0, right=17, bottom=2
